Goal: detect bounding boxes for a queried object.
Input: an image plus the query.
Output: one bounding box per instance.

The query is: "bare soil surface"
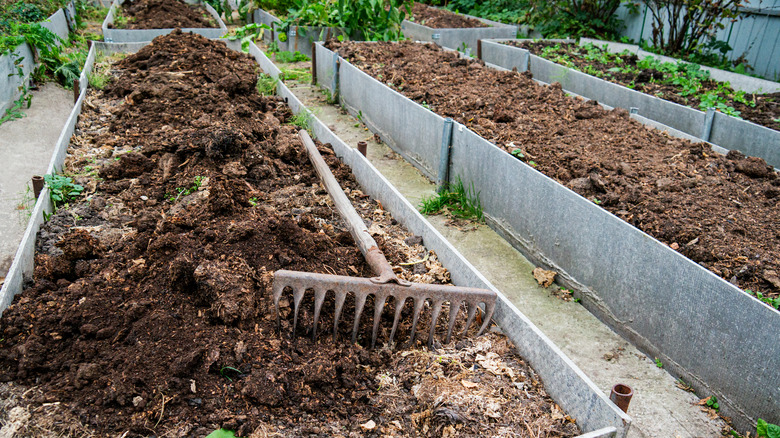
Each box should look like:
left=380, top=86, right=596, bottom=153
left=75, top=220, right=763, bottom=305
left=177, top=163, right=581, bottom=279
left=411, top=3, right=487, bottom=29
left=511, top=41, right=780, bottom=132
left=0, top=32, right=579, bottom=437
left=118, top=0, right=216, bottom=29
left=328, top=40, right=780, bottom=304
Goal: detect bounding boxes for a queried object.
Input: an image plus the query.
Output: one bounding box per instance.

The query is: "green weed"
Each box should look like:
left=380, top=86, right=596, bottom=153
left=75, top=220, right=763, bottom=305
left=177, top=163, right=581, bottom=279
left=281, top=66, right=311, bottom=83
left=745, top=289, right=780, bottom=310
left=166, top=176, right=205, bottom=202
left=654, top=357, right=663, bottom=368
left=219, top=366, right=242, bottom=382
left=256, top=73, right=278, bottom=96
left=419, top=177, right=484, bottom=222
left=44, top=173, right=84, bottom=212
left=275, top=50, right=309, bottom=63
left=287, top=109, right=313, bottom=133
left=205, top=429, right=237, bottom=438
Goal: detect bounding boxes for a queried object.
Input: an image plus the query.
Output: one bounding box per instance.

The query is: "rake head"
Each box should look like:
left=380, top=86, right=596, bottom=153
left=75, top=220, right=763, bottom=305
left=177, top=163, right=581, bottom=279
left=272, top=270, right=496, bottom=349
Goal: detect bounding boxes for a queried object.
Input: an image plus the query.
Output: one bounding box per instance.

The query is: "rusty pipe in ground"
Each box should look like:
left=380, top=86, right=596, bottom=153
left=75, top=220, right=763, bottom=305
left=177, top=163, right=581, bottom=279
left=610, top=384, right=633, bottom=413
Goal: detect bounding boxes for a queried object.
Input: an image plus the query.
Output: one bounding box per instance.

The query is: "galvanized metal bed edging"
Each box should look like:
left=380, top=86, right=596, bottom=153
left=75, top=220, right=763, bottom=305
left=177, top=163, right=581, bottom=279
left=313, top=41, right=780, bottom=432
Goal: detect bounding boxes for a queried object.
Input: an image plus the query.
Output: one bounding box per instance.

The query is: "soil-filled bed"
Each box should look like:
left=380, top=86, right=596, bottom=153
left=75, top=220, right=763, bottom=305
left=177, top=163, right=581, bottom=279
left=328, top=41, right=780, bottom=305
left=410, top=3, right=488, bottom=29
left=0, top=33, right=580, bottom=437
left=509, top=41, right=780, bottom=132
left=115, top=0, right=216, bottom=29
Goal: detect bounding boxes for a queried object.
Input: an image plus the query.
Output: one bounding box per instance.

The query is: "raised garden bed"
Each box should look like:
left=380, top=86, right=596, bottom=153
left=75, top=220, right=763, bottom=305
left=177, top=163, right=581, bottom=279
left=510, top=40, right=780, bottom=132
left=478, top=38, right=780, bottom=169
left=316, top=40, right=780, bottom=432
left=0, top=32, right=630, bottom=437
left=102, top=0, right=226, bottom=42
left=401, top=4, right=516, bottom=52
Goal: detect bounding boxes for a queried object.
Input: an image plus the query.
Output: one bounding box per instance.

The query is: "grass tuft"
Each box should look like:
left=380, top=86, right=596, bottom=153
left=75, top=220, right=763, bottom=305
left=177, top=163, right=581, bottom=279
left=419, top=177, right=483, bottom=222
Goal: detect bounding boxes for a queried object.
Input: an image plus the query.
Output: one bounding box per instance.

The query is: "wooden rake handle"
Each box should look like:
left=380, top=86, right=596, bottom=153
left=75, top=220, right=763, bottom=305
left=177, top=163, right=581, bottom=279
left=298, top=130, right=410, bottom=286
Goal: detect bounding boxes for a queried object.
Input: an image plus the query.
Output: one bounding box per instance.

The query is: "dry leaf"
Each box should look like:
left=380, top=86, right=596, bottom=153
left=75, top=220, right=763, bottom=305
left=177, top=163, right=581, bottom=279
left=360, top=420, right=376, bottom=431
left=461, top=380, right=479, bottom=389
left=532, top=267, right=556, bottom=288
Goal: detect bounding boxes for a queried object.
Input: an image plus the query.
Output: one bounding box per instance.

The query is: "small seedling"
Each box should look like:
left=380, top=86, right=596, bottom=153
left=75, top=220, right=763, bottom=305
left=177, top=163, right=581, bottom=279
left=592, top=197, right=602, bottom=205
left=248, top=197, right=258, bottom=206
left=219, top=366, right=242, bottom=382
left=654, top=357, right=663, bottom=368
left=167, top=176, right=205, bottom=202
left=704, top=395, right=719, bottom=411
left=510, top=148, right=524, bottom=158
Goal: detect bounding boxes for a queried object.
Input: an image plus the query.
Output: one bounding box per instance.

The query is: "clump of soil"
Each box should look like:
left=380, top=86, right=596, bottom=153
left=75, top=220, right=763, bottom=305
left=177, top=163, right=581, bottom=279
left=0, top=32, right=579, bottom=437
left=118, top=0, right=216, bottom=29
left=411, top=2, right=488, bottom=29
left=510, top=41, right=780, bottom=132
left=329, top=40, right=780, bottom=303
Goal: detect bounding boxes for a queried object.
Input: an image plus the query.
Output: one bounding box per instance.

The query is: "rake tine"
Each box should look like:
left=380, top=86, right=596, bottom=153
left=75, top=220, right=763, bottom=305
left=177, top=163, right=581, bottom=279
left=476, top=300, right=496, bottom=336
left=427, top=300, right=444, bottom=349
left=273, top=283, right=284, bottom=333
left=351, top=292, right=369, bottom=344
left=371, top=293, right=388, bottom=349
left=462, top=302, right=478, bottom=336
left=407, top=298, right=426, bottom=346
left=292, top=287, right=307, bottom=339
left=388, top=296, right=407, bottom=345
left=311, top=288, right=327, bottom=341
left=333, top=290, right=347, bottom=339
left=444, top=302, right=460, bottom=344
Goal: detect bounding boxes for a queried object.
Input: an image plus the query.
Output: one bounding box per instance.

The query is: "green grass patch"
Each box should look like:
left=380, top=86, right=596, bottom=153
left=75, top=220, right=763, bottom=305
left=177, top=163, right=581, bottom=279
left=419, top=177, right=483, bottom=222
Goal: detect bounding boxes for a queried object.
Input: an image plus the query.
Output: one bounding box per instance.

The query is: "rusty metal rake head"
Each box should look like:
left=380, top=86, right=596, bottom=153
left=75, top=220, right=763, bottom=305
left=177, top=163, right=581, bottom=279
left=273, top=270, right=496, bottom=348
left=272, top=130, right=497, bottom=348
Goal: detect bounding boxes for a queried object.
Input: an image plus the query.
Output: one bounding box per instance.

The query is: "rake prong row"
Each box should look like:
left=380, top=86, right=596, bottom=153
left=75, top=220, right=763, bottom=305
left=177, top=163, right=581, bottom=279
left=273, top=270, right=497, bottom=348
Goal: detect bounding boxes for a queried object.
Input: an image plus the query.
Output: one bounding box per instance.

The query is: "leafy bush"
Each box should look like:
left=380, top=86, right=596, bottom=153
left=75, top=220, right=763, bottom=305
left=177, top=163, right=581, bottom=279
left=254, top=0, right=296, bottom=15
left=645, top=0, right=741, bottom=56
left=527, top=0, right=623, bottom=38
left=441, top=0, right=530, bottom=24
left=278, top=0, right=412, bottom=41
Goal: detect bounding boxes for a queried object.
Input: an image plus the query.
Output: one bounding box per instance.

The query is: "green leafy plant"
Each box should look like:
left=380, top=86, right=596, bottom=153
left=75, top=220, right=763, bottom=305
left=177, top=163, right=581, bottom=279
left=419, top=177, right=484, bottom=222
left=757, top=419, right=780, bottom=438
left=278, top=0, right=412, bottom=41
left=654, top=357, right=663, bottom=368
left=223, top=23, right=269, bottom=52
left=44, top=173, right=84, bottom=212
left=206, top=429, right=237, bottom=438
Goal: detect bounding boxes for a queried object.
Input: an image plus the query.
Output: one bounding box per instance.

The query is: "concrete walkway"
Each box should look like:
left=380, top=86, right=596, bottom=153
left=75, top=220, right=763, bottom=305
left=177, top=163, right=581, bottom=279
left=287, top=79, right=726, bottom=438
left=0, top=84, right=72, bottom=282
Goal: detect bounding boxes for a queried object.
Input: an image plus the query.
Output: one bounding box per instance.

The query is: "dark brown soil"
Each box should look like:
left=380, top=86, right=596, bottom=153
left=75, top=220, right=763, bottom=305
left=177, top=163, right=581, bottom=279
left=510, top=41, right=780, bottom=132
left=329, top=40, right=780, bottom=305
left=411, top=3, right=487, bottom=29
left=119, top=0, right=216, bottom=29
left=0, top=32, right=579, bottom=437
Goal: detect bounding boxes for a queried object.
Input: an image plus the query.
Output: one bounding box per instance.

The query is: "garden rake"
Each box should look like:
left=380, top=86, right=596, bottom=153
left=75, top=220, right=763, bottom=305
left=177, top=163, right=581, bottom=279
left=272, top=130, right=496, bottom=348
